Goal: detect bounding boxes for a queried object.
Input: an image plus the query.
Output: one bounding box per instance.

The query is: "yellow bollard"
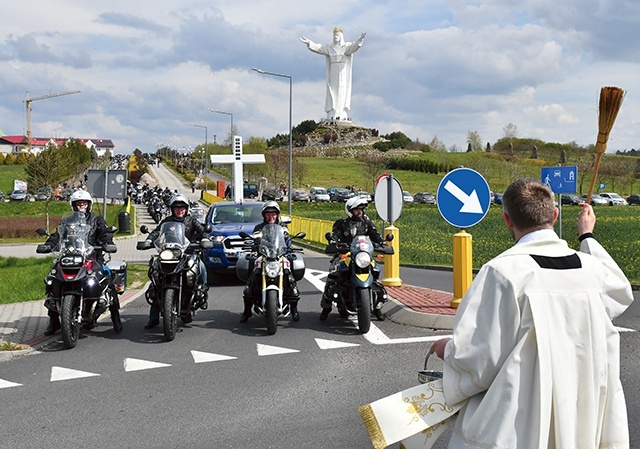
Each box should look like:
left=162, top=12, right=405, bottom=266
left=451, top=229, right=472, bottom=309
left=381, top=225, right=402, bottom=286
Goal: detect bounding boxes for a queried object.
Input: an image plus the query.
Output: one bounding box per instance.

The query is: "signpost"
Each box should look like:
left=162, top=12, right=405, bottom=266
left=436, top=168, right=491, bottom=308
left=374, top=174, right=403, bottom=286
left=87, top=169, right=128, bottom=218
left=541, top=165, right=578, bottom=239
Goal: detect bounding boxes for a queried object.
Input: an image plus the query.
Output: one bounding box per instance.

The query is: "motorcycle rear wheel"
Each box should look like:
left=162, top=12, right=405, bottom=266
left=163, top=289, right=177, bottom=341
left=265, top=290, right=278, bottom=335
left=61, top=294, right=80, bottom=349
left=356, top=288, right=371, bottom=334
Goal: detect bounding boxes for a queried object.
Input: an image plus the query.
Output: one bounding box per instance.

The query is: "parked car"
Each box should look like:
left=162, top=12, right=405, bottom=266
left=202, top=201, right=265, bottom=282
left=261, top=188, right=283, bottom=201
left=493, top=193, right=504, bottom=205
left=243, top=182, right=260, bottom=199
left=560, top=194, right=582, bottom=206
left=291, top=189, right=310, bottom=201
left=328, top=187, right=353, bottom=202
left=599, top=192, right=627, bottom=206
left=626, top=194, right=640, bottom=205
left=10, top=189, right=30, bottom=202
left=402, top=191, right=414, bottom=203
left=309, top=186, right=330, bottom=202
left=413, top=192, right=436, bottom=204
left=355, top=191, right=372, bottom=202
left=581, top=194, right=608, bottom=206
left=34, top=187, right=54, bottom=201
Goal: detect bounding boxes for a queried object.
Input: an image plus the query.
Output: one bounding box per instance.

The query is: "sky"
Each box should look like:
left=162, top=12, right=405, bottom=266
left=1, top=0, right=639, bottom=155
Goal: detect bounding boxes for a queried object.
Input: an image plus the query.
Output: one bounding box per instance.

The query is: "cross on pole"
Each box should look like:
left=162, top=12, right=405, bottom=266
left=210, top=136, right=265, bottom=202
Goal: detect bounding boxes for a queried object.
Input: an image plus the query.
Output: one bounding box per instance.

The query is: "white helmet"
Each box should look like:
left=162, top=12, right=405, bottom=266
left=170, top=194, right=190, bottom=214
left=69, top=189, right=92, bottom=212
left=345, top=196, right=368, bottom=218
left=261, top=201, right=280, bottom=218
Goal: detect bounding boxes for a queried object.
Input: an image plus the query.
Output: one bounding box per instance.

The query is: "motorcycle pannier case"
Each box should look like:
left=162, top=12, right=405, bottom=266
left=236, top=252, right=254, bottom=282
left=107, top=260, right=128, bottom=293
left=290, top=254, right=306, bottom=281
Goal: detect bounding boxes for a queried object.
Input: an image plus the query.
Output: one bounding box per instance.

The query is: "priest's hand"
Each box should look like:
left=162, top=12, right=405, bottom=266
left=577, top=202, right=596, bottom=237
left=430, top=338, right=451, bottom=360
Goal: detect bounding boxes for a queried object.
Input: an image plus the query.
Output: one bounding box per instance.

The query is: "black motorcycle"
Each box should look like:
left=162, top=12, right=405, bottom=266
left=137, top=223, right=212, bottom=341
left=324, top=233, right=394, bottom=333
left=36, top=212, right=125, bottom=349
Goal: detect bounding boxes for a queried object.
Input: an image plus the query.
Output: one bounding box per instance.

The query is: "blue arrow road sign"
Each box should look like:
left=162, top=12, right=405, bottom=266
left=541, top=166, right=578, bottom=194
left=436, top=168, right=491, bottom=228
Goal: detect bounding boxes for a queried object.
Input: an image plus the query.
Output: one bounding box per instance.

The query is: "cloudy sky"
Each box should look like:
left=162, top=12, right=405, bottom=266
left=1, top=0, right=639, bottom=154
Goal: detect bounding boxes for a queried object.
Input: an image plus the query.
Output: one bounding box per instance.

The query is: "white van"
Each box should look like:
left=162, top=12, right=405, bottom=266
left=309, top=187, right=330, bottom=202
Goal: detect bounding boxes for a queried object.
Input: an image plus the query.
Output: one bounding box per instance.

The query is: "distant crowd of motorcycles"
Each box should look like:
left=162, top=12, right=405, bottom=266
left=129, top=184, right=205, bottom=224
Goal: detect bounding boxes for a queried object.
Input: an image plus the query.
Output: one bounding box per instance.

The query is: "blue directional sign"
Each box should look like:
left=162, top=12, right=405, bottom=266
left=436, top=168, right=492, bottom=228
left=541, top=166, right=578, bottom=194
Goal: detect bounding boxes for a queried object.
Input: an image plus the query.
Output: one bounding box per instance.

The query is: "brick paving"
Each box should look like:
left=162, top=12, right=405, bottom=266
left=386, top=284, right=457, bottom=316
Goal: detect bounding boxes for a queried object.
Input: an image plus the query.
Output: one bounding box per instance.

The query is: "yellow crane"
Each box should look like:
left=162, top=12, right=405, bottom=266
left=24, top=90, right=81, bottom=151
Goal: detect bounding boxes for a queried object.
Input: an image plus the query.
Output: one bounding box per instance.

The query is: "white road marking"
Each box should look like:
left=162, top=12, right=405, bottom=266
left=51, top=366, right=100, bottom=382
left=0, top=378, right=22, bottom=389
left=191, top=350, right=237, bottom=363
left=256, top=343, right=300, bottom=356
left=304, top=269, right=328, bottom=291
left=124, top=358, right=171, bottom=372
left=315, top=338, right=360, bottom=350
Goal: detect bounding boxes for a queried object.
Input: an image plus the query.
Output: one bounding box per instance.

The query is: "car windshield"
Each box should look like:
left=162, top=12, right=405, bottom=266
left=315, top=189, right=327, bottom=194
left=211, top=204, right=263, bottom=224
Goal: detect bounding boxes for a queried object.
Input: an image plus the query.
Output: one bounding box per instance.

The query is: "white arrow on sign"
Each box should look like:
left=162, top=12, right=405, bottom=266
left=444, top=180, right=483, bottom=213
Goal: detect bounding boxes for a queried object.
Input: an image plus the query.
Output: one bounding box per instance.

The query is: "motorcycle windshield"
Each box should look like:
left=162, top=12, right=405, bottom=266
left=154, top=222, right=189, bottom=251
left=351, top=235, right=373, bottom=255
left=55, top=211, right=93, bottom=256
left=258, top=224, right=287, bottom=259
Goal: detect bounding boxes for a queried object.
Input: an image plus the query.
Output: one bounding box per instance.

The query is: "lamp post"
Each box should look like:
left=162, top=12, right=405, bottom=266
left=252, top=67, right=293, bottom=215
left=190, top=123, right=208, bottom=191
left=208, top=109, right=233, bottom=148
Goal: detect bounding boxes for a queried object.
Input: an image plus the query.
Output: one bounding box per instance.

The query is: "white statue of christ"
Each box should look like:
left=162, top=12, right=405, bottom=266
left=300, top=27, right=366, bottom=123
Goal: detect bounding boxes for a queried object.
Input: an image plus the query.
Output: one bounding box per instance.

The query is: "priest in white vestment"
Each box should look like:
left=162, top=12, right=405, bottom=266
left=431, top=178, right=633, bottom=449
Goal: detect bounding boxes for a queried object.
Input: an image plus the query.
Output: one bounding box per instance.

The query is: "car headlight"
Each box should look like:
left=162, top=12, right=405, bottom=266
left=354, top=252, right=372, bottom=269
left=265, top=261, right=281, bottom=278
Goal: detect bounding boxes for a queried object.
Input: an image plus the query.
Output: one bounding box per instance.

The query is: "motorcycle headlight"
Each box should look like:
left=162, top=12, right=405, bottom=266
left=265, top=261, right=281, bottom=278
left=212, top=235, right=225, bottom=244
left=160, top=249, right=180, bottom=261
left=61, top=255, right=83, bottom=266
left=354, top=252, right=372, bottom=269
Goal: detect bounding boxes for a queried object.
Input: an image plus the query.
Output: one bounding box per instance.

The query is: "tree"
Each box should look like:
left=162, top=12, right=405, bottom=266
left=466, top=131, right=483, bottom=152
left=503, top=123, right=518, bottom=141
left=428, top=136, right=447, bottom=152
left=292, top=158, right=307, bottom=188
left=3, top=153, right=15, bottom=165
left=25, top=144, right=67, bottom=231
left=265, top=149, right=289, bottom=188
left=357, top=151, right=390, bottom=192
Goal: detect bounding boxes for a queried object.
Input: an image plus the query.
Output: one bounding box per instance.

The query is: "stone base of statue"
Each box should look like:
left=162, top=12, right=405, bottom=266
left=320, top=118, right=353, bottom=128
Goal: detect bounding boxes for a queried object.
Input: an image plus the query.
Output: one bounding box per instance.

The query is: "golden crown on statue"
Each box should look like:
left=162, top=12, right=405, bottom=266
left=333, top=27, right=343, bottom=34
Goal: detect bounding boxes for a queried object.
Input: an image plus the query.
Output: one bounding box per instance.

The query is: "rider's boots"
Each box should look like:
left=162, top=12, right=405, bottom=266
left=109, top=305, right=123, bottom=333
left=240, top=295, right=253, bottom=323
left=44, top=311, right=61, bottom=336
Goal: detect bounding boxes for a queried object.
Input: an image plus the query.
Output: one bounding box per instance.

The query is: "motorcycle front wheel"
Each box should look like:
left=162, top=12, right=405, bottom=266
left=61, top=294, right=80, bottom=349
left=265, top=290, right=278, bottom=335
left=356, top=288, right=371, bottom=334
left=163, top=289, right=177, bottom=341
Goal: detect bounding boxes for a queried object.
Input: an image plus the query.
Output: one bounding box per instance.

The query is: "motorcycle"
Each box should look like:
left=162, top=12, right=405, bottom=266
left=136, top=222, right=213, bottom=341
left=36, top=212, right=126, bottom=349
left=236, top=222, right=306, bottom=335
left=324, top=232, right=394, bottom=333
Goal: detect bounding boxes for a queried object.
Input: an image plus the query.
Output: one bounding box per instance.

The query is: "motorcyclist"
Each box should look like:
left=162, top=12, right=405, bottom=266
left=143, top=194, right=209, bottom=329
left=42, top=189, right=122, bottom=335
left=240, top=201, right=301, bottom=323
left=320, top=196, right=384, bottom=320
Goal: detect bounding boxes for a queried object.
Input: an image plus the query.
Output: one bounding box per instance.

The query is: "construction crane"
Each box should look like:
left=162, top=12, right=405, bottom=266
left=24, top=90, right=81, bottom=151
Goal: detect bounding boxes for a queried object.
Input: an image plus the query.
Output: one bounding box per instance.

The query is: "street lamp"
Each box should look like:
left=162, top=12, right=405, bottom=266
left=252, top=67, right=293, bottom=215
left=208, top=109, right=233, bottom=147
left=190, top=123, right=208, bottom=191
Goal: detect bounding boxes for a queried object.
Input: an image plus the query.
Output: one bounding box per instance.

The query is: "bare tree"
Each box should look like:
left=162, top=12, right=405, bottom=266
left=357, top=151, right=390, bottom=192
left=503, top=123, right=518, bottom=141
left=466, top=131, right=483, bottom=152
left=25, top=143, right=67, bottom=231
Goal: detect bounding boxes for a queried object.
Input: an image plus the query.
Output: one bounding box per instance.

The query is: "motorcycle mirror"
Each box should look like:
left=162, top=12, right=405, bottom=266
left=140, top=225, right=149, bottom=234
left=294, top=232, right=306, bottom=239
left=35, top=228, right=49, bottom=237
left=385, top=233, right=394, bottom=242
left=106, top=226, right=118, bottom=234
left=280, top=215, right=292, bottom=224
left=36, top=244, right=51, bottom=254
left=203, top=223, right=212, bottom=233
left=104, top=244, right=118, bottom=253
left=325, top=232, right=332, bottom=242
left=239, top=231, right=251, bottom=239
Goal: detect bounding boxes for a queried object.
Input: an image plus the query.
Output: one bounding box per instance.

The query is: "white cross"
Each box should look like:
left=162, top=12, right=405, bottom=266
left=210, top=136, right=265, bottom=202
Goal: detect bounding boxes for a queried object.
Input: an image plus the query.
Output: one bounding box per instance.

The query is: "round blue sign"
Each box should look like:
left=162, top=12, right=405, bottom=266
left=436, top=168, right=491, bottom=228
